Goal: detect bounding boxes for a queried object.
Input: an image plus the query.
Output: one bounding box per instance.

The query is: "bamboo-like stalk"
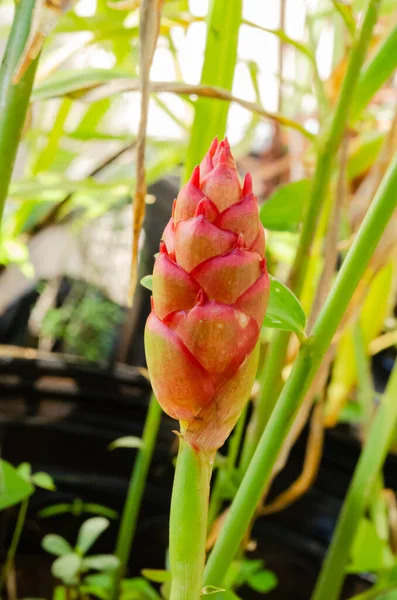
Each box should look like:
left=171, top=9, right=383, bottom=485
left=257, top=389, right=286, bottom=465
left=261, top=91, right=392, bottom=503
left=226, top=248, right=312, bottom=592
left=203, top=147, right=397, bottom=588
left=110, top=394, right=162, bottom=600
left=311, top=361, right=397, bottom=600
left=169, top=438, right=213, bottom=600
left=0, top=0, right=38, bottom=227
left=239, top=0, right=382, bottom=468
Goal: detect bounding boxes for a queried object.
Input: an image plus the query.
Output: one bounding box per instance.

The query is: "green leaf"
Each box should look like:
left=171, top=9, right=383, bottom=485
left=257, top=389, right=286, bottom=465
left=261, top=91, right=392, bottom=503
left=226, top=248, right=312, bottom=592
left=0, top=460, right=34, bottom=510
left=348, top=518, right=394, bottom=573
left=82, top=555, right=120, bottom=572
left=260, top=180, right=311, bottom=232
left=140, top=275, right=153, bottom=291
left=17, top=462, right=32, bottom=481
left=84, top=503, right=118, bottom=520
left=247, top=569, right=278, bottom=593
left=76, top=517, right=109, bottom=554
left=183, top=0, right=242, bottom=180
left=347, top=131, right=385, bottom=181
left=121, top=577, right=162, bottom=600
left=141, top=569, right=171, bottom=584
left=42, top=534, right=74, bottom=557
left=108, top=436, right=142, bottom=451
left=52, top=553, right=82, bottom=584
left=32, top=472, right=56, bottom=491
left=263, top=275, right=307, bottom=337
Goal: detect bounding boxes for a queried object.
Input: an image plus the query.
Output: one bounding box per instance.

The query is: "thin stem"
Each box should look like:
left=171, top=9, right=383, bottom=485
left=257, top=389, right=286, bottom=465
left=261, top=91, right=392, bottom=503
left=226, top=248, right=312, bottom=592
left=203, top=149, right=397, bottom=588
left=0, top=499, right=29, bottom=591
left=289, top=0, right=381, bottom=296
left=240, top=0, right=381, bottom=467
left=0, top=0, right=38, bottom=228
left=169, top=437, right=213, bottom=600
left=110, top=394, right=162, bottom=600
left=311, top=362, right=397, bottom=600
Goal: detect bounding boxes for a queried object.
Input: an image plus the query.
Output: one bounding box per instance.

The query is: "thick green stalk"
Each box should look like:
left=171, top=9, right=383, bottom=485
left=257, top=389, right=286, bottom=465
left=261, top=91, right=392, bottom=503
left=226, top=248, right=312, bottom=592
left=110, top=394, right=162, bottom=600
left=169, top=438, right=213, bottom=600
left=203, top=149, right=397, bottom=588
left=0, top=0, right=39, bottom=226
left=240, top=0, right=381, bottom=467
left=311, top=362, right=397, bottom=600
left=183, top=0, right=242, bottom=181
left=239, top=332, right=288, bottom=471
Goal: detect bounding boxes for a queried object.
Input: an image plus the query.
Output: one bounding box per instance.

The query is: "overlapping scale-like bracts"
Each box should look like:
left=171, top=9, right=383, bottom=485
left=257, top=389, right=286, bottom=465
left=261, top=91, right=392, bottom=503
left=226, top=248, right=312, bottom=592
left=145, top=138, right=269, bottom=451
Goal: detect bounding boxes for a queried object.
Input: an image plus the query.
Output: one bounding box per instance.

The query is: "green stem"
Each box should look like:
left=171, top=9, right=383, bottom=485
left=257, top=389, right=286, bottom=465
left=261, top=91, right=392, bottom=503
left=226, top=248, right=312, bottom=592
left=203, top=148, right=397, bottom=588
left=110, top=394, right=162, bottom=600
left=289, top=0, right=381, bottom=296
left=0, top=0, right=39, bottom=227
left=208, top=404, right=248, bottom=527
left=311, top=362, right=397, bottom=600
left=239, top=0, right=381, bottom=466
left=169, top=437, right=213, bottom=600
left=0, top=499, right=29, bottom=590
left=240, top=332, right=288, bottom=470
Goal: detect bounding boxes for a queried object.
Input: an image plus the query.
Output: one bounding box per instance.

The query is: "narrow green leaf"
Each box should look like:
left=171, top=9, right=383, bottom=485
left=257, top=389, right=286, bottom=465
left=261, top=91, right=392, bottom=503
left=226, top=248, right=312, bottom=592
left=351, top=22, right=397, bottom=122
left=141, top=569, right=171, bottom=584
left=0, top=460, right=34, bottom=510
left=260, top=180, right=311, bottom=232
left=108, top=436, right=142, bottom=451
left=42, top=534, right=74, bottom=557
left=82, top=555, right=120, bottom=572
left=76, top=517, right=109, bottom=554
left=263, top=276, right=307, bottom=337
left=52, top=553, right=82, bottom=584
left=32, top=472, right=56, bottom=491
left=183, top=0, right=242, bottom=180
left=32, top=69, right=130, bottom=102
left=140, top=275, right=153, bottom=291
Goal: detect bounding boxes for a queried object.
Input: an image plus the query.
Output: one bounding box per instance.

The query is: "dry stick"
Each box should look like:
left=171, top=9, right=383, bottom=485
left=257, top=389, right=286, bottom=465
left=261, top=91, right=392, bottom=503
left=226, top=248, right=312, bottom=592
left=127, top=0, right=163, bottom=306
left=382, top=489, right=397, bottom=555
left=79, top=81, right=315, bottom=142
left=261, top=397, right=324, bottom=516
left=277, top=0, right=286, bottom=113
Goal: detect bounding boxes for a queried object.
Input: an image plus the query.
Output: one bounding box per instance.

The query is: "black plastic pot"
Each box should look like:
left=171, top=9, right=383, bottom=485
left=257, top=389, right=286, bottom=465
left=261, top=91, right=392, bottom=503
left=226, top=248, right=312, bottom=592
left=2, top=357, right=396, bottom=599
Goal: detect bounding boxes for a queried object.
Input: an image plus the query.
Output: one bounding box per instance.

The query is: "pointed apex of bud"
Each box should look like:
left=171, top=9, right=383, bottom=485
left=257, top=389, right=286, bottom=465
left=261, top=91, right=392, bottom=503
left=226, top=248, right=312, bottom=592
left=235, top=233, right=245, bottom=249
left=242, top=172, right=253, bottom=197
left=190, top=165, right=201, bottom=188
left=194, top=197, right=219, bottom=222
left=213, top=137, right=235, bottom=170
left=196, top=288, right=206, bottom=306
left=200, top=137, right=219, bottom=180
